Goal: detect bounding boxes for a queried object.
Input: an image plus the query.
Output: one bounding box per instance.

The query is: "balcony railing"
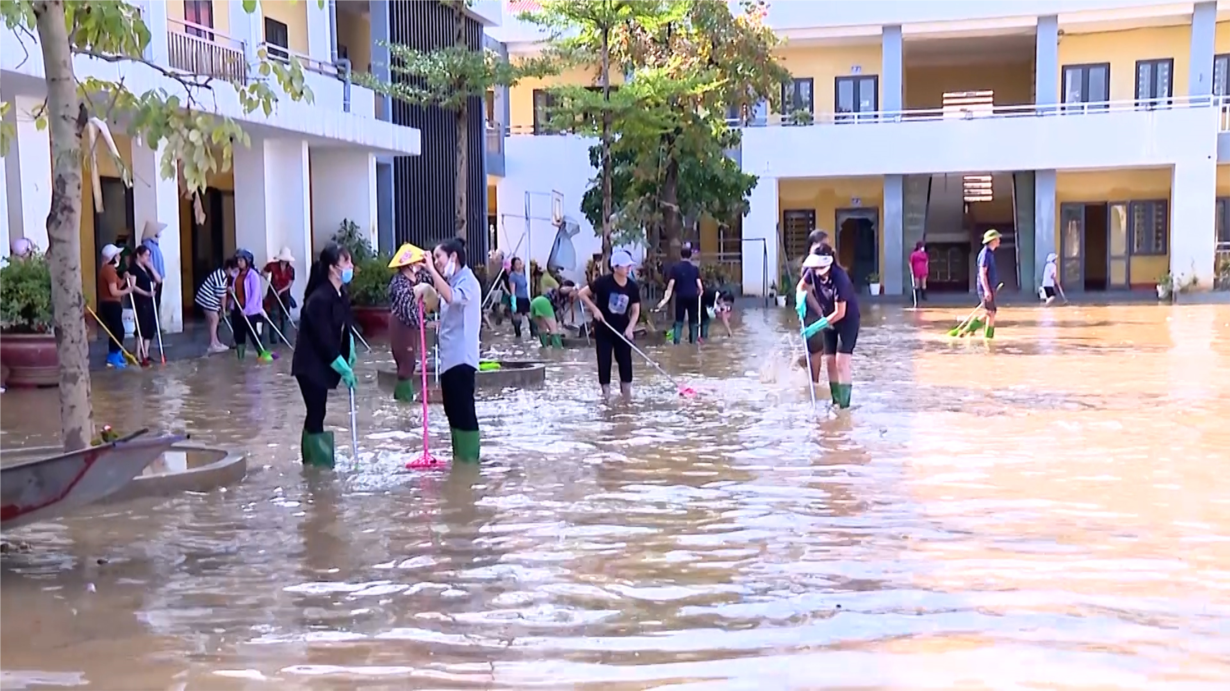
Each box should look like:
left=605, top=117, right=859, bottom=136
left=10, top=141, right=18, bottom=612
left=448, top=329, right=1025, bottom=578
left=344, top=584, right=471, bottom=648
left=166, top=18, right=248, bottom=84
left=506, top=96, right=1217, bottom=136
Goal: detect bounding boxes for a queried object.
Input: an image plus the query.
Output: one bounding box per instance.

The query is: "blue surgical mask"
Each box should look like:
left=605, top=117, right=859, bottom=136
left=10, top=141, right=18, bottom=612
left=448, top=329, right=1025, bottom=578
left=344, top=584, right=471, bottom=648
left=340, top=267, right=354, bottom=284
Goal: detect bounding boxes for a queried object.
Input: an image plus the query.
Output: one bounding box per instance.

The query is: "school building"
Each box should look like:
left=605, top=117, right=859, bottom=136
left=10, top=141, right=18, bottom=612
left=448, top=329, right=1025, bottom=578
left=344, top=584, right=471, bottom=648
left=2, top=0, right=503, bottom=334
left=485, top=0, right=1230, bottom=297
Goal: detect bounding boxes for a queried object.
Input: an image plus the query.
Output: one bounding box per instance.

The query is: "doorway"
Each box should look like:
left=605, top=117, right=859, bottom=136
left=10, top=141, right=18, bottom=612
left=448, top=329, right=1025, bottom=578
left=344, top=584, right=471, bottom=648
left=1058, top=201, right=1130, bottom=292
left=835, top=208, right=878, bottom=291
left=190, top=188, right=232, bottom=316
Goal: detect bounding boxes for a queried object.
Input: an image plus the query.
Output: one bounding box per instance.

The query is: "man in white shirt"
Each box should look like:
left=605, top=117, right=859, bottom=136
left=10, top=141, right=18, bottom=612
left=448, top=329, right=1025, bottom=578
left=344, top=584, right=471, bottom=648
left=1040, top=252, right=1065, bottom=305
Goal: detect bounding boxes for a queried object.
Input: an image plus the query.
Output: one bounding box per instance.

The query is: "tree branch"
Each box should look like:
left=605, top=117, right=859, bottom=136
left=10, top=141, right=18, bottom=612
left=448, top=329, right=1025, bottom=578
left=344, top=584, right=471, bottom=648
left=76, top=49, right=215, bottom=95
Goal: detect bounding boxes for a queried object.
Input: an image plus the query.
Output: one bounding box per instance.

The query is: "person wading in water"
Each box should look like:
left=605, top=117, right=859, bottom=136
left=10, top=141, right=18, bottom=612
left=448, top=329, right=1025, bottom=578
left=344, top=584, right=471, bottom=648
left=291, top=243, right=357, bottom=469
left=387, top=243, right=436, bottom=402
left=578, top=250, right=641, bottom=398
left=798, top=246, right=861, bottom=409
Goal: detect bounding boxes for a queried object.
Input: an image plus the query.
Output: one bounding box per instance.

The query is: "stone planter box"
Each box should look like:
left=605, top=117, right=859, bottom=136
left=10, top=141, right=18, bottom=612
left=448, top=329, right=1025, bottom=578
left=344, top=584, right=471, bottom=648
left=0, top=332, right=59, bottom=388
left=377, top=360, right=547, bottom=403
left=560, top=328, right=667, bottom=349
left=353, top=306, right=391, bottom=338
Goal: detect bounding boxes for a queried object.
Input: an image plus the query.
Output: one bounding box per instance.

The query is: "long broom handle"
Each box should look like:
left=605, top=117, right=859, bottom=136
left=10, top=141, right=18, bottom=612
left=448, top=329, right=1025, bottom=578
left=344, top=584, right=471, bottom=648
left=228, top=287, right=267, bottom=352
left=601, top=320, right=684, bottom=390
left=262, top=309, right=294, bottom=350
left=86, top=304, right=138, bottom=363
left=150, top=286, right=166, bottom=364
left=260, top=272, right=297, bottom=328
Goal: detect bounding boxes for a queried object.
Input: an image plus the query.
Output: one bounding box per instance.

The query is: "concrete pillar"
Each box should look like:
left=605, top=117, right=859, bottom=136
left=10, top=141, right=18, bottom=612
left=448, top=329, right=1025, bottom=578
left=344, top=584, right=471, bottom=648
left=4, top=96, right=52, bottom=250
left=230, top=1, right=261, bottom=67
left=369, top=0, right=391, bottom=122
left=742, top=176, right=778, bottom=296
left=1190, top=2, right=1217, bottom=98
left=1034, top=169, right=1057, bottom=277
left=310, top=148, right=377, bottom=256
left=140, top=0, right=169, bottom=64
left=305, top=0, right=332, bottom=64
left=233, top=139, right=313, bottom=307
left=376, top=161, right=394, bottom=252
left=1035, top=16, right=1059, bottom=111
left=881, top=25, right=903, bottom=114
left=0, top=145, right=8, bottom=261
left=882, top=175, right=903, bottom=295
left=1171, top=160, right=1217, bottom=287
left=131, top=139, right=184, bottom=332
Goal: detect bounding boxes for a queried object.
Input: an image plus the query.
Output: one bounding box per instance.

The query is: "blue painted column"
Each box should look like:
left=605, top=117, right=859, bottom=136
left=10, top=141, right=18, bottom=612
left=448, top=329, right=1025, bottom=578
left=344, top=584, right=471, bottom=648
left=881, top=25, right=903, bottom=114
left=1034, top=170, right=1057, bottom=284
left=1035, top=16, right=1058, bottom=111
left=1191, top=2, right=1217, bottom=98
left=882, top=175, right=904, bottom=295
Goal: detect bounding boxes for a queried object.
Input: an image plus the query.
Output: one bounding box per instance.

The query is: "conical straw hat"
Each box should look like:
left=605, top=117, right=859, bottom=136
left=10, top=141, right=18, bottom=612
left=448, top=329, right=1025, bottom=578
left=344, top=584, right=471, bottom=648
left=388, top=243, right=427, bottom=268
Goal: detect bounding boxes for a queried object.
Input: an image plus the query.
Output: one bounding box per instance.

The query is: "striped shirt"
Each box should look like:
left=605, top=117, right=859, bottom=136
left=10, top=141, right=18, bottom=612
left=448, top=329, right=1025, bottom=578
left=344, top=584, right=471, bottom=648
left=195, top=268, right=228, bottom=312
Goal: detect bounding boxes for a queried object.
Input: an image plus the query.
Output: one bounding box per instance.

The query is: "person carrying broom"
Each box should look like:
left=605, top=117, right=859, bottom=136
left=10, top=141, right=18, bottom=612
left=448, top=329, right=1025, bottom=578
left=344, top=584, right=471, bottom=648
left=797, top=246, right=860, bottom=409
left=231, top=249, right=267, bottom=359
left=971, top=229, right=1001, bottom=339
left=292, top=243, right=357, bottom=469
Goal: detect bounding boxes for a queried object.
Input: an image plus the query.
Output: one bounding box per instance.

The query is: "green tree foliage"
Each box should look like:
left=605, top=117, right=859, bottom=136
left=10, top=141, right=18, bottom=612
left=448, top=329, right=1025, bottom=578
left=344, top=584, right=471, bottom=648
left=0, top=0, right=315, bottom=450
left=359, top=0, right=554, bottom=241
left=520, top=0, right=690, bottom=265
left=593, top=0, right=788, bottom=259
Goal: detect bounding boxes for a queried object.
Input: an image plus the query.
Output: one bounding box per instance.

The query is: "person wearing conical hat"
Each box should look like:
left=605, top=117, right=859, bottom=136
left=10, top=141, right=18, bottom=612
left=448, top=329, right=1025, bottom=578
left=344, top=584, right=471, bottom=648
left=976, top=229, right=1001, bottom=339
left=262, top=246, right=297, bottom=337
left=387, top=243, right=438, bottom=402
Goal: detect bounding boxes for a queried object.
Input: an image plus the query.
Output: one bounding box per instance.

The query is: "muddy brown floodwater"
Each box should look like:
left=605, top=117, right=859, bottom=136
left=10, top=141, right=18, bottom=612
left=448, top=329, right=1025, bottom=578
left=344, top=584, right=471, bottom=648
left=4, top=305, right=1230, bottom=689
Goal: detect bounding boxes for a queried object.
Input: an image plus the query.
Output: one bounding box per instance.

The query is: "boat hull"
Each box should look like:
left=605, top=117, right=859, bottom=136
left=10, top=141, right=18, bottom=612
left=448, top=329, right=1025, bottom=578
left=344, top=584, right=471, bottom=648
left=1, top=434, right=183, bottom=530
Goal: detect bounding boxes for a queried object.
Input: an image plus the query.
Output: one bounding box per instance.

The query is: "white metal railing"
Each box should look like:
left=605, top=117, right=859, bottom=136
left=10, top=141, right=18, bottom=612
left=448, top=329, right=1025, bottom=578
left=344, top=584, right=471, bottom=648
left=506, top=95, right=1218, bottom=136
left=166, top=17, right=247, bottom=83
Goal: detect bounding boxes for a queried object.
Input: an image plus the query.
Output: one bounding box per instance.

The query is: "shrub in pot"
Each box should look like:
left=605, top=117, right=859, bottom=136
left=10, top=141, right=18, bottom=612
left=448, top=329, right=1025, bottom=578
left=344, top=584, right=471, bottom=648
left=0, top=252, right=59, bottom=387
left=350, top=255, right=395, bottom=337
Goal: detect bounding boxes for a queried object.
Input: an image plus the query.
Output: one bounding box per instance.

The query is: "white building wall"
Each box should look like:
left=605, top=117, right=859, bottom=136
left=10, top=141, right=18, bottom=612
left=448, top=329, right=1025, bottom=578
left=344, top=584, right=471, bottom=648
left=234, top=139, right=314, bottom=308
left=131, top=139, right=184, bottom=332
left=3, top=96, right=52, bottom=252
left=310, top=149, right=378, bottom=256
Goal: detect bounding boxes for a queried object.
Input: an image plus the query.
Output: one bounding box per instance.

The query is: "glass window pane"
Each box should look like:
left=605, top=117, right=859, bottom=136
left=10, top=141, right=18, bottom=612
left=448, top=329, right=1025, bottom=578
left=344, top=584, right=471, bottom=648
left=798, top=80, right=812, bottom=111
left=857, top=78, right=876, bottom=111
left=1132, top=203, right=1148, bottom=253
left=1218, top=200, right=1230, bottom=244
left=1137, top=62, right=1152, bottom=98
left=837, top=79, right=854, bottom=112
left=1089, top=66, right=1108, bottom=101
left=1109, top=203, right=1128, bottom=255
left=1216, top=57, right=1229, bottom=98
left=1064, top=69, right=1083, bottom=102
left=1157, top=61, right=1171, bottom=97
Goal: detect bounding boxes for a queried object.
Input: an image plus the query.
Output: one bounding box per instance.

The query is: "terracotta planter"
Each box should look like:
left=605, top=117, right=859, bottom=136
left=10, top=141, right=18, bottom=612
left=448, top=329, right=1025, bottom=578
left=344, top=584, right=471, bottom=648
left=352, top=306, right=391, bottom=338
left=0, top=332, right=60, bottom=388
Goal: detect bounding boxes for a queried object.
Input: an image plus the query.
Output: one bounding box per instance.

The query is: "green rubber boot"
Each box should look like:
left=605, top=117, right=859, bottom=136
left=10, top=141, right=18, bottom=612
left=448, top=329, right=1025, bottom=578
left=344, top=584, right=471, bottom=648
left=828, top=381, right=839, bottom=402
left=984, top=325, right=996, bottom=340
left=452, top=428, right=481, bottom=463
left=965, top=317, right=985, bottom=335
left=301, top=430, right=336, bottom=469
left=393, top=378, right=417, bottom=402
left=538, top=333, right=550, bottom=347
left=550, top=334, right=563, bottom=349
left=237, top=344, right=246, bottom=360
left=835, top=383, right=853, bottom=409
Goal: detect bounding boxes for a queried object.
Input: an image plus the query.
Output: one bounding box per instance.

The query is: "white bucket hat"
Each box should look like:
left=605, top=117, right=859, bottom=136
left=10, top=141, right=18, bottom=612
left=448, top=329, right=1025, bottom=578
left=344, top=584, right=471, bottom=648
left=273, top=246, right=295, bottom=263
left=803, top=253, right=834, bottom=273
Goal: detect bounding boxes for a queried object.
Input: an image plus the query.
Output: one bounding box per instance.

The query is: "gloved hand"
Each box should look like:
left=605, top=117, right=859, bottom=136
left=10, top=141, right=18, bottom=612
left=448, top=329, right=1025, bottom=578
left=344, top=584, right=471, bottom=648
left=347, top=334, right=356, bottom=367
left=801, top=317, right=830, bottom=340
left=794, top=291, right=808, bottom=320
left=511, top=294, right=518, bottom=312
left=331, top=356, right=357, bottom=389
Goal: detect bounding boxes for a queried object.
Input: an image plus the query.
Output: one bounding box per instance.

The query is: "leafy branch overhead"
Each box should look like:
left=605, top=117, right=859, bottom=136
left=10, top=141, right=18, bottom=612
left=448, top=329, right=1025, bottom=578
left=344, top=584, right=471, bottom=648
left=358, top=41, right=554, bottom=111
left=0, top=0, right=320, bottom=211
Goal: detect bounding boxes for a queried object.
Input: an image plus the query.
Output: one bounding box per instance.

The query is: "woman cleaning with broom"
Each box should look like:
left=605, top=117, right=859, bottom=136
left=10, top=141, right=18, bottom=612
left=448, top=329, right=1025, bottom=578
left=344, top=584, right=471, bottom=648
left=231, top=250, right=266, bottom=360
left=578, top=249, right=641, bottom=398
left=419, top=237, right=482, bottom=464
left=798, top=246, right=860, bottom=409
left=292, top=243, right=357, bottom=469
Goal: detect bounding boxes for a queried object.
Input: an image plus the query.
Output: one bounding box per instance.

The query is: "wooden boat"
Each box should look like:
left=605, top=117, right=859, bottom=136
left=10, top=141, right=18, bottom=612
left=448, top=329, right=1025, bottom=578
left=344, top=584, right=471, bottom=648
left=1, top=431, right=184, bottom=530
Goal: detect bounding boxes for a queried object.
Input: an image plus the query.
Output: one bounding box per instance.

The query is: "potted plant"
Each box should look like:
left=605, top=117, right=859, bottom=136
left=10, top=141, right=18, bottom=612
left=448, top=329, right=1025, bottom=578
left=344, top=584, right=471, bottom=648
left=787, top=108, right=814, bottom=126
left=867, top=272, right=882, bottom=296
left=0, top=252, right=58, bottom=387
left=1156, top=272, right=1174, bottom=302
left=349, top=255, right=395, bottom=337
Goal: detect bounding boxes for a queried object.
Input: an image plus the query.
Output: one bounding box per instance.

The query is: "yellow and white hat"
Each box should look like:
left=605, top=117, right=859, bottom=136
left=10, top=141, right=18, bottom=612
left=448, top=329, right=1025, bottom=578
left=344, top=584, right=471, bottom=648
left=388, top=243, right=427, bottom=268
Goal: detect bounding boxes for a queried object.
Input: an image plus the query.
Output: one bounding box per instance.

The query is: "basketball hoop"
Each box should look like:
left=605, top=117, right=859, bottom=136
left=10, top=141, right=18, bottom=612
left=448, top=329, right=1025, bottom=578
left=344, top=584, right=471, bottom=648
left=551, top=190, right=564, bottom=226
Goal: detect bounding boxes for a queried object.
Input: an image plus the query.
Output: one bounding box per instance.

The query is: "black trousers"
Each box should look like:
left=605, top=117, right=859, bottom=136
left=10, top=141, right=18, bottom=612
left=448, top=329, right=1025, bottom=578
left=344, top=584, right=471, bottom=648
left=297, top=376, right=329, bottom=434
left=232, top=309, right=264, bottom=348
left=98, top=301, right=124, bottom=354
left=673, top=295, right=700, bottom=325
left=595, top=331, right=633, bottom=385
left=440, top=365, right=478, bottom=431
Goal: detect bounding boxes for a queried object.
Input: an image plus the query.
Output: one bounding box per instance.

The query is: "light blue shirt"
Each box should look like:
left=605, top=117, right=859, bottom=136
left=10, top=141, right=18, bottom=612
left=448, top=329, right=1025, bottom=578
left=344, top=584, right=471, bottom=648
left=438, top=266, right=480, bottom=372
left=509, top=270, right=529, bottom=299
left=142, top=237, right=165, bottom=278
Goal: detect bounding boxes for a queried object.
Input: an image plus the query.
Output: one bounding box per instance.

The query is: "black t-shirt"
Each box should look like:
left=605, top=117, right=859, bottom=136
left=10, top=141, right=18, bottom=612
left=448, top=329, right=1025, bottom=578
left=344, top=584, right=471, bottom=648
left=668, top=260, right=701, bottom=299
left=591, top=274, right=641, bottom=333
left=131, top=264, right=155, bottom=309
left=807, top=266, right=860, bottom=321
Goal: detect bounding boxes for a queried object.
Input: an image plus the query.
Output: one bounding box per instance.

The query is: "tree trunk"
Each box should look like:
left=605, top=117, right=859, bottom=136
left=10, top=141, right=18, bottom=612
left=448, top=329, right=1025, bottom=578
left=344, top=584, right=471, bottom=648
left=34, top=0, right=94, bottom=452
left=452, top=2, right=468, bottom=241
left=661, top=143, right=681, bottom=261
left=454, top=106, right=468, bottom=241
left=599, top=24, right=613, bottom=268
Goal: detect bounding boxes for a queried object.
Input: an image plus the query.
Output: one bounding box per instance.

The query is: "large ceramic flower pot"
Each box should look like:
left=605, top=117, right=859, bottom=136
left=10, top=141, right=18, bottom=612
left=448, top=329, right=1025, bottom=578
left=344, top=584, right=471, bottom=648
left=352, top=306, right=391, bottom=338
left=0, top=333, right=59, bottom=388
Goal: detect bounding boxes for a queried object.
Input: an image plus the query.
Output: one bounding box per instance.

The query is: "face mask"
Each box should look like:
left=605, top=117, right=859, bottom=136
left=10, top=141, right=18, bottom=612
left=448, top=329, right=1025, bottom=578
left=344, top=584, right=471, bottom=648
left=444, top=259, right=456, bottom=278
left=340, top=267, right=354, bottom=284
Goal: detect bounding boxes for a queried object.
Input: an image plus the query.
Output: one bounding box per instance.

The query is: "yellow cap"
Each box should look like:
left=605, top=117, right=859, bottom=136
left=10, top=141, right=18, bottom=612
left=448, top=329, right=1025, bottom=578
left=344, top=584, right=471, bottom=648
left=388, top=243, right=427, bottom=268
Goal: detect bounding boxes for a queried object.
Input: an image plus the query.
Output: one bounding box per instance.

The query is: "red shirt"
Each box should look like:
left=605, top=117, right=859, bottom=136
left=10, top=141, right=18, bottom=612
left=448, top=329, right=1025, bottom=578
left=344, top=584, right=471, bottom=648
left=909, top=249, right=929, bottom=278
left=263, top=261, right=294, bottom=293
